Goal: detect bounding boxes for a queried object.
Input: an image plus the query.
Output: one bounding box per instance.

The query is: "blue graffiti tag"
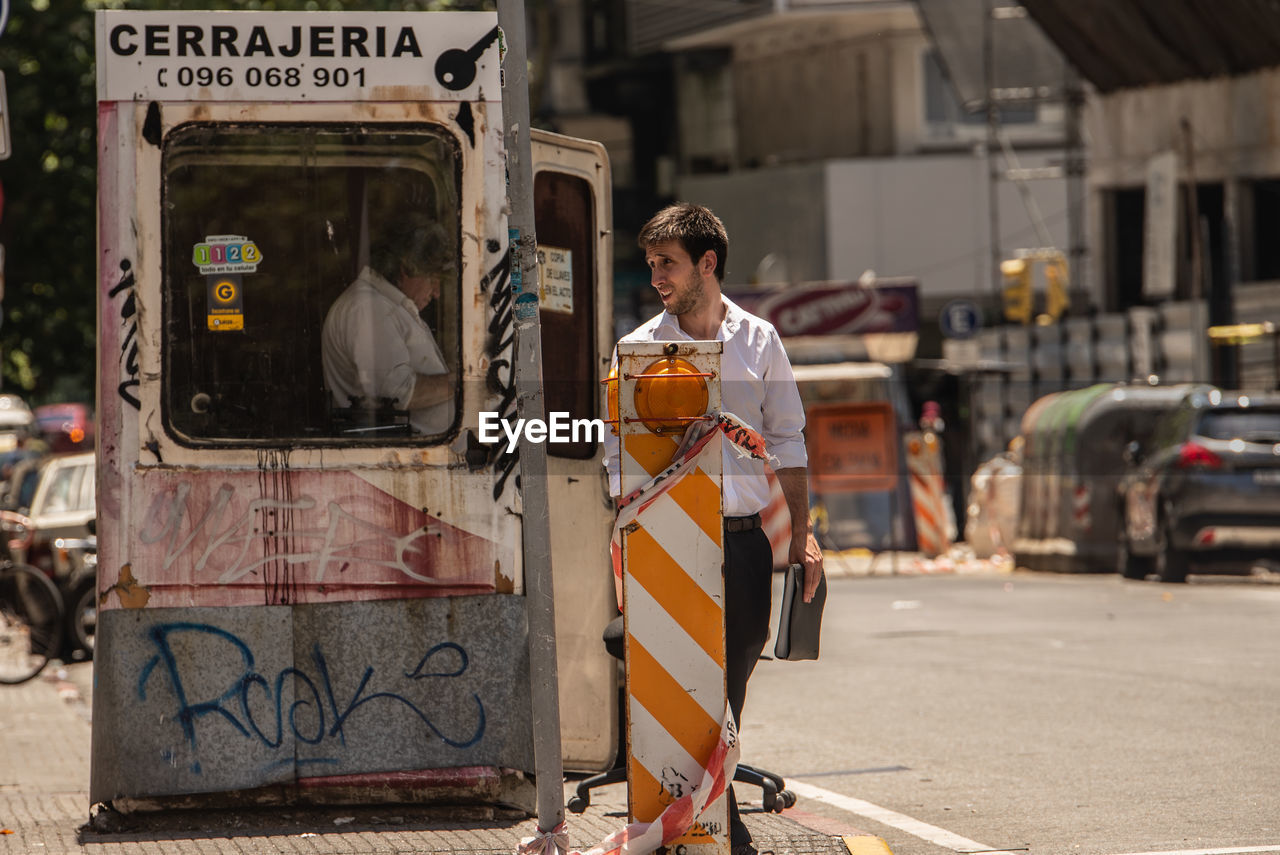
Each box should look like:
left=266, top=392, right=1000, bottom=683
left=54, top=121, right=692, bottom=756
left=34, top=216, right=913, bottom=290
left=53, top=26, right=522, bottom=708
left=137, top=622, right=485, bottom=774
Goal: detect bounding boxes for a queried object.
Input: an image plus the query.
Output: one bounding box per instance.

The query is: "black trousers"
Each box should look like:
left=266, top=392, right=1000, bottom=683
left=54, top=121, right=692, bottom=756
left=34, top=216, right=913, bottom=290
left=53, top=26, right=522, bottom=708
left=723, top=525, right=774, bottom=845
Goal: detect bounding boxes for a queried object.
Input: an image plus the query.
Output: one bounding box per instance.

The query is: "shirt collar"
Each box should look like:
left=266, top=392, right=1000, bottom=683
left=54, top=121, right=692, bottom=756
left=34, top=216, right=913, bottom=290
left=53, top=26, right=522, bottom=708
left=655, top=295, right=744, bottom=340
left=359, top=266, right=418, bottom=316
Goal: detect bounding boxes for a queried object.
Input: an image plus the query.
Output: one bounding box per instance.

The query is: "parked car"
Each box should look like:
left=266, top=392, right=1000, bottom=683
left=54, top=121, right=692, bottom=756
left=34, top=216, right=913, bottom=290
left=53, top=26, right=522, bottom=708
left=1120, top=389, right=1280, bottom=582
left=33, top=402, right=94, bottom=453
left=1, top=452, right=97, bottom=657
left=0, top=453, right=45, bottom=512
left=1012, top=382, right=1210, bottom=573
left=8, top=452, right=96, bottom=574
left=0, top=393, right=36, bottom=456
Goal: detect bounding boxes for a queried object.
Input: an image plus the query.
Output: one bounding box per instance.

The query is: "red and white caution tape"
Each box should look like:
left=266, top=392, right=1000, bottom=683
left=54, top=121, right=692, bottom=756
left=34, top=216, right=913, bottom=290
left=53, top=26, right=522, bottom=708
left=516, top=823, right=571, bottom=855
left=609, top=412, right=772, bottom=608
left=515, top=705, right=741, bottom=855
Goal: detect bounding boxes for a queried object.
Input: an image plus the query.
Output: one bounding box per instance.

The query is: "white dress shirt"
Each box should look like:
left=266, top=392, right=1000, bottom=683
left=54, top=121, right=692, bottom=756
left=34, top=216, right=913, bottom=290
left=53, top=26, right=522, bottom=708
left=603, top=296, right=808, bottom=516
left=322, top=266, right=451, bottom=435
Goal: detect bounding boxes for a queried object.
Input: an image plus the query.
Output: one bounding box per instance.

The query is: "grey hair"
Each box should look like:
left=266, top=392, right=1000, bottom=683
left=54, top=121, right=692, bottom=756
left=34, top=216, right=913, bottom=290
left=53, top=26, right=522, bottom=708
left=369, top=215, right=456, bottom=280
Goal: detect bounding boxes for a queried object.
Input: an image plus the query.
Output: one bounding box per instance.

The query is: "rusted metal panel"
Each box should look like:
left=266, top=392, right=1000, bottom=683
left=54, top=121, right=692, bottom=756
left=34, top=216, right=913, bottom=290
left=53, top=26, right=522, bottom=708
left=90, top=595, right=533, bottom=803
left=530, top=130, right=619, bottom=773
left=117, top=468, right=512, bottom=609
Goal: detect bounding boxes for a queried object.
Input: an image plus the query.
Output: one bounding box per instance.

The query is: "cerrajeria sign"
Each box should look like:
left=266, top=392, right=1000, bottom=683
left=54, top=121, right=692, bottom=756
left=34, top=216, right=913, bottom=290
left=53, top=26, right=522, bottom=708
left=96, top=11, right=501, bottom=102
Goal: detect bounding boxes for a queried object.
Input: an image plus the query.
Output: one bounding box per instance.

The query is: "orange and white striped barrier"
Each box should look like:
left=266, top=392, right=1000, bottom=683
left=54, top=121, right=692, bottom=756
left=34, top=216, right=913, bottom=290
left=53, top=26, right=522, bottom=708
left=517, top=710, right=739, bottom=855
left=616, top=340, right=729, bottom=855
left=904, top=430, right=951, bottom=558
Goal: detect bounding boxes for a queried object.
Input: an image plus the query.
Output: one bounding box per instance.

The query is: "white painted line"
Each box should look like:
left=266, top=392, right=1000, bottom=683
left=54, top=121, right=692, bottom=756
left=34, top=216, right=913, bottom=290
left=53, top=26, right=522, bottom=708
left=1106, top=848, right=1280, bottom=855
left=786, top=780, right=1021, bottom=854
left=787, top=780, right=1280, bottom=855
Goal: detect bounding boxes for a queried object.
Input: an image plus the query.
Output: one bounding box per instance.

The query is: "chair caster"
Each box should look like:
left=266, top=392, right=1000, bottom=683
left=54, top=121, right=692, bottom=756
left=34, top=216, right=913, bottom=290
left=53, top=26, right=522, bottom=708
left=760, top=778, right=777, bottom=812
left=774, top=789, right=796, bottom=811
left=567, top=795, right=589, bottom=814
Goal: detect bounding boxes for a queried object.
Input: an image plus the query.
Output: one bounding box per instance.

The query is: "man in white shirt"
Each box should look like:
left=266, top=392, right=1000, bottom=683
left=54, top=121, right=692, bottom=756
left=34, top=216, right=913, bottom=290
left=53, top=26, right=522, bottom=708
left=603, top=203, right=824, bottom=855
left=322, top=217, right=456, bottom=436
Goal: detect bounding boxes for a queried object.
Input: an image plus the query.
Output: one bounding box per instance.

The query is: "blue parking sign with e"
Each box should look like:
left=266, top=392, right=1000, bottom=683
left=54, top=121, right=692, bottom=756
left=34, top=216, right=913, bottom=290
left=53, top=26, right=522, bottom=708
left=940, top=299, right=981, bottom=339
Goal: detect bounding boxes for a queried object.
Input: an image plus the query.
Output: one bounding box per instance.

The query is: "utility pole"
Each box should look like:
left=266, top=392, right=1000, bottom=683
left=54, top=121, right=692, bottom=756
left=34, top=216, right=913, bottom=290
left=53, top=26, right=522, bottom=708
left=984, top=0, right=1002, bottom=297
left=495, top=0, right=566, bottom=841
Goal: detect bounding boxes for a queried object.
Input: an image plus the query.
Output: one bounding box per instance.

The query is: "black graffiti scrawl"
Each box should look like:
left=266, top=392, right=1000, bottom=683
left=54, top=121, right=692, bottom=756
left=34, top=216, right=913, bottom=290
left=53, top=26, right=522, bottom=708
left=110, top=258, right=141, bottom=410
left=479, top=237, right=518, bottom=501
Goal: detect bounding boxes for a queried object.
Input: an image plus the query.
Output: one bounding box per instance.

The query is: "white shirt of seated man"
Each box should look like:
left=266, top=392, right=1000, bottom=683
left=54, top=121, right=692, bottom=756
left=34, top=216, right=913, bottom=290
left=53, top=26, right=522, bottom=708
left=322, top=264, right=453, bottom=436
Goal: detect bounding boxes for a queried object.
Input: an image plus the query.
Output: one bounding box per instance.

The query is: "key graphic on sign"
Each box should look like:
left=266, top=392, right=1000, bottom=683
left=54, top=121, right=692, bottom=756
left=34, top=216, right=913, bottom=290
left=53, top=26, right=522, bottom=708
left=435, top=26, right=500, bottom=91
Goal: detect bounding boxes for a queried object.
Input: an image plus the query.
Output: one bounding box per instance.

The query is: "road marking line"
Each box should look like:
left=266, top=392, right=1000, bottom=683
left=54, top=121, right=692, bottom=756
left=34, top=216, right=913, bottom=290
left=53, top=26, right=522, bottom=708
left=1106, top=848, right=1280, bottom=855
left=788, top=780, right=1280, bottom=855
left=787, top=780, right=1021, bottom=854
left=843, top=834, right=896, bottom=855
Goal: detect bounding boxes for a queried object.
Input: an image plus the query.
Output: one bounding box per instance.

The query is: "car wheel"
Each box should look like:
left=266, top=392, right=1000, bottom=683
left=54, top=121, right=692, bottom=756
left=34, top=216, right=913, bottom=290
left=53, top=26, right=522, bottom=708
left=1117, top=536, right=1153, bottom=580
left=63, top=579, right=97, bottom=658
left=1155, top=520, right=1189, bottom=584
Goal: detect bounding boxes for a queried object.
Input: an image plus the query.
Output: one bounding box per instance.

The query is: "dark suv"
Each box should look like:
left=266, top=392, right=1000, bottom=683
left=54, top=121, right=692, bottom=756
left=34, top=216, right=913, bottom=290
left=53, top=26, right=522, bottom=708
left=1120, top=390, right=1280, bottom=582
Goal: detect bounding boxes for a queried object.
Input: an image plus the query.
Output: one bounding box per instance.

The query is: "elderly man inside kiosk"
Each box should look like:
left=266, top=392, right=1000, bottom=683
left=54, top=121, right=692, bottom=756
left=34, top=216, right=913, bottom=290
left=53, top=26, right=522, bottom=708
left=322, top=216, right=456, bottom=435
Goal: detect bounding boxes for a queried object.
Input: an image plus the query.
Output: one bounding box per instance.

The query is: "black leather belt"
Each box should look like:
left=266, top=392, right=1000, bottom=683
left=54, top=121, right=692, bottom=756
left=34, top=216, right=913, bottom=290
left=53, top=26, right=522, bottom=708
left=724, top=513, right=762, bottom=533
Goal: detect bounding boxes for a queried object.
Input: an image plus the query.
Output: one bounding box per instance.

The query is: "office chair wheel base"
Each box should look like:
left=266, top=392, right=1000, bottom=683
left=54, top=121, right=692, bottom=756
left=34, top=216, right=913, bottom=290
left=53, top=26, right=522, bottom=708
left=774, top=789, right=796, bottom=811
left=567, top=795, right=589, bottom=814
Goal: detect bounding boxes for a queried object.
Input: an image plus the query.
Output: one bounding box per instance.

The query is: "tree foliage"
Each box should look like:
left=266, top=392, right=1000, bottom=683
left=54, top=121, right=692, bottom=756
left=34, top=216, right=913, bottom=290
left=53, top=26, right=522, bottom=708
left=0, top=0, right=493, bottom=405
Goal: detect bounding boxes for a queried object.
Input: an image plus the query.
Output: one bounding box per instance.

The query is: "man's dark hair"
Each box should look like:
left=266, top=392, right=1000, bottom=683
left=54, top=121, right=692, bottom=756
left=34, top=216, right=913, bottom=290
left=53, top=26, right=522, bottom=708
left=369, top=214, right=455, bottom=281
left=638, top=203, right=728, bottom=282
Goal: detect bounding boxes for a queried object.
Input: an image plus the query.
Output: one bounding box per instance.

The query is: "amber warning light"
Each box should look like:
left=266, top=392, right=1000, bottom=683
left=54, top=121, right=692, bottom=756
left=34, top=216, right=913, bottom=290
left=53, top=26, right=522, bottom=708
left=602, top=357, right=713, bottom=437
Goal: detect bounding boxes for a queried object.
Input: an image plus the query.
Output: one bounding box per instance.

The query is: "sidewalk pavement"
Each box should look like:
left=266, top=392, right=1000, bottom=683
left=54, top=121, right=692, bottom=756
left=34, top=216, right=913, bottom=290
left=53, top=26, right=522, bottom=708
left=1, top=662, right=891, bottom=855
left=823, top=546, right=1014, bottom=578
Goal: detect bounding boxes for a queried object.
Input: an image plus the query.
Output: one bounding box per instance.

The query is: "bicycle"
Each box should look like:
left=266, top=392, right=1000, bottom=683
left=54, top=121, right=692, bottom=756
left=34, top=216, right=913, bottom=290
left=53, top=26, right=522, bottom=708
left=0, top=558, right=64, bottom=684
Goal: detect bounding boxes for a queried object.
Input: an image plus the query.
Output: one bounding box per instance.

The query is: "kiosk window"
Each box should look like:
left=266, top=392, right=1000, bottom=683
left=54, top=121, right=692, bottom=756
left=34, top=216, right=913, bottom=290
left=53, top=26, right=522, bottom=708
left=534, top=170, right=597, bottom=459
left=162, top=124, right=461, bottom=444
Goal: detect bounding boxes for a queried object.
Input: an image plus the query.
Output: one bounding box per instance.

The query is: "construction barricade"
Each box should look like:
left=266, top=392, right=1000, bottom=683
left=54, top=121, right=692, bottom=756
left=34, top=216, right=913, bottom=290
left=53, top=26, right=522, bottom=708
left=904, top=429, right=951, bottom=557
left=609, top=341, right=737, bottom=855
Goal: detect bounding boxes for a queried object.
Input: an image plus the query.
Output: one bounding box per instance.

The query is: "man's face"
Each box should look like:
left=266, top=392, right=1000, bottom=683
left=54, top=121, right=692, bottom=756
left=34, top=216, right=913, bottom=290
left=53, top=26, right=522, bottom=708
left=645, top=240, right=711, bottom=316
left=398, top=266, right=441, bottom=311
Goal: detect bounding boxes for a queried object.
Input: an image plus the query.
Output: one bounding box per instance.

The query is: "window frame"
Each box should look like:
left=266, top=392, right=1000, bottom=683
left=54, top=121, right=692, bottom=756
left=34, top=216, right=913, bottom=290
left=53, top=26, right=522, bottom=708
left=158, top=119, right=465, bottom=450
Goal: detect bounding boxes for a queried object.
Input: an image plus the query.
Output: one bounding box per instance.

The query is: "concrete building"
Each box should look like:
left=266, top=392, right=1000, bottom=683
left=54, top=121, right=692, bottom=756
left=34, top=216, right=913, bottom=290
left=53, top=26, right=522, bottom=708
left=1024, top=0, right=1280, bottom=391
left=544, top=0, right=1074, bottom=345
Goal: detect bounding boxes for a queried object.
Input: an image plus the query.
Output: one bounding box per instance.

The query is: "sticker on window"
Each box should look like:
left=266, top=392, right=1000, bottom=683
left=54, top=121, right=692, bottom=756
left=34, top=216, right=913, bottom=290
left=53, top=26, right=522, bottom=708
left=207, top=276, right=245, bottom=331
left=194, top=235, right=258, bottom=332
left=192, top=235, right=263, bottom=275
left=537, top=245, right=573, bottom=314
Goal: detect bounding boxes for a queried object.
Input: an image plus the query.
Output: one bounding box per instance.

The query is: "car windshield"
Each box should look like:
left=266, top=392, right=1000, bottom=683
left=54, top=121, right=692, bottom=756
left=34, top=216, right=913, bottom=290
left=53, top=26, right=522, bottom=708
left=1196, top=408, right=1280, bottom=442
left=41, top=465, right=84, bottom=514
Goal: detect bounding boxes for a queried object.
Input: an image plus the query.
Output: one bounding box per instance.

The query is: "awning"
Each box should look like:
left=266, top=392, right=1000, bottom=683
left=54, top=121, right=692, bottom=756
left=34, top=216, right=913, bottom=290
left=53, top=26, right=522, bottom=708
left=791, top=361, right=893, bottom=382
left=1020, top=0, right=1280, bottom=93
